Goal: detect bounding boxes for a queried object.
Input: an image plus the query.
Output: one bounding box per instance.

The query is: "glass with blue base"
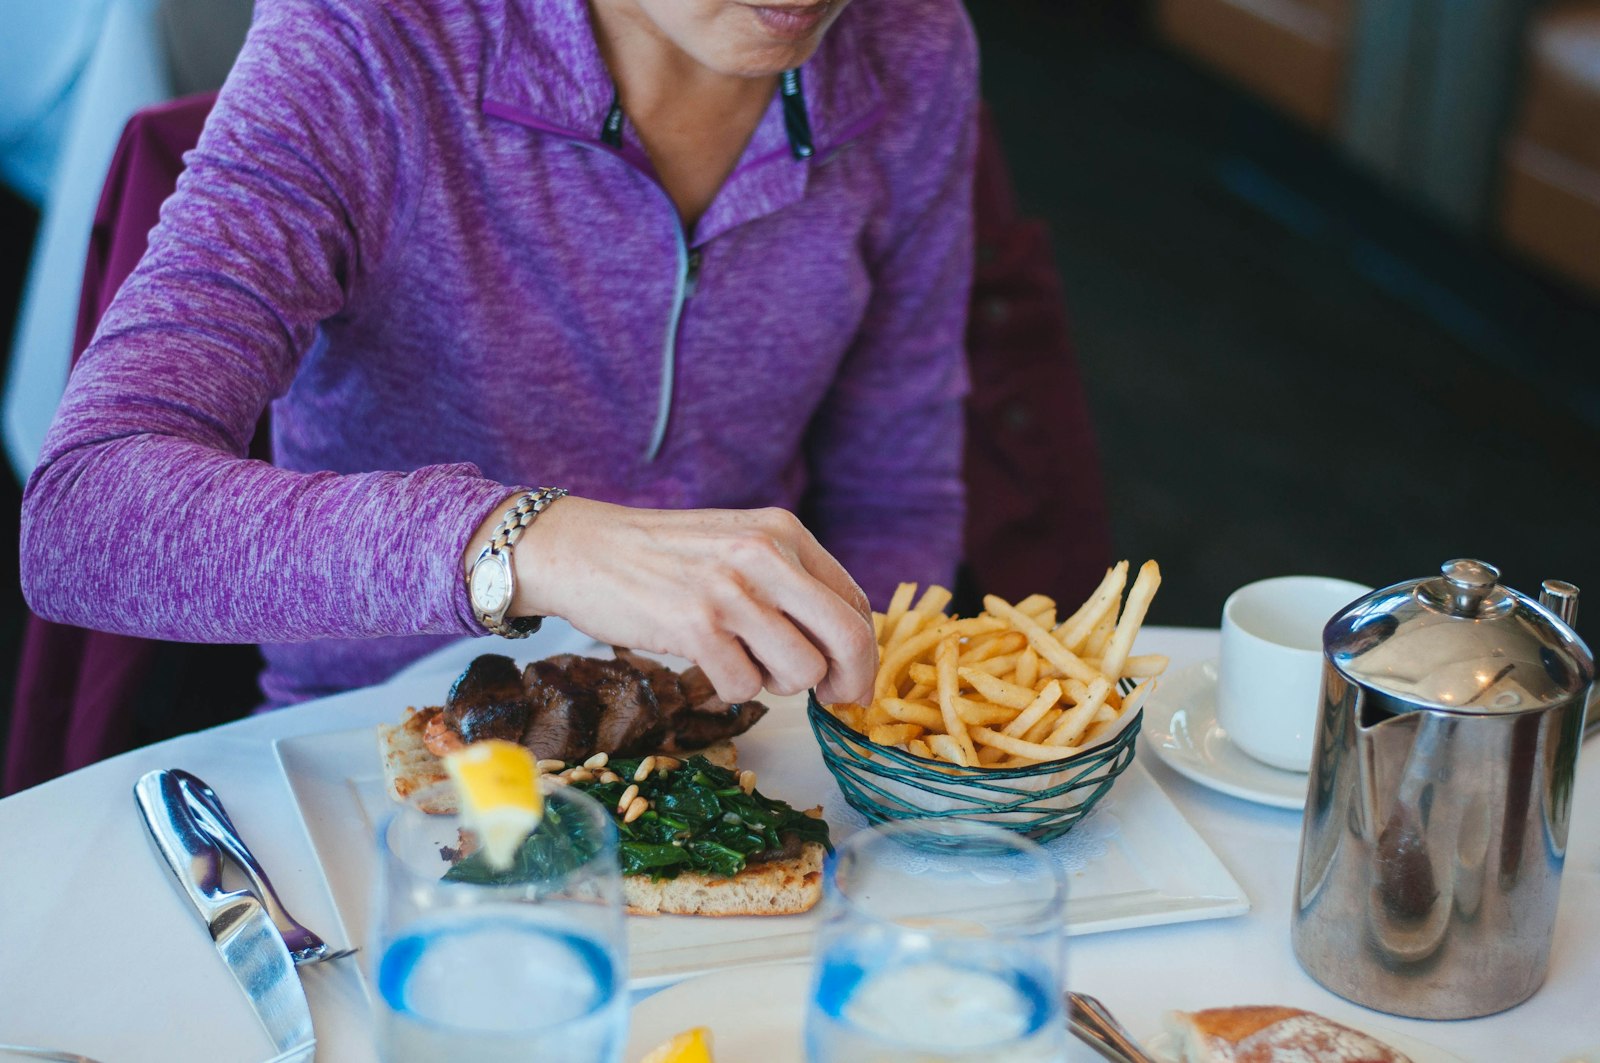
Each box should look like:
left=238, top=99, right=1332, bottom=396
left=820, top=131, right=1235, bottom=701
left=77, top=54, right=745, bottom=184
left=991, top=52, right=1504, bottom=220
left=806, top=819, right=1070, bottom=1063
left=372, top=778, right=626, bottom=1063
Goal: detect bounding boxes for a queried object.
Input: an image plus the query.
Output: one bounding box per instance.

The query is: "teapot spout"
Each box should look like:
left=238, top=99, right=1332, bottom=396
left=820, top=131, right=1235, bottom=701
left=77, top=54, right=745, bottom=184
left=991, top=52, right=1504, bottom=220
left=1357, top=686, right=1417, bottom=734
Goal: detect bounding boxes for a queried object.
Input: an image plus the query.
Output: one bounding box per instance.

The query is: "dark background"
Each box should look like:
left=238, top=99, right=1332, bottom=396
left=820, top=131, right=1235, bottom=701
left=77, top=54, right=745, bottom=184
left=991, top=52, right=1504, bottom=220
left=966, top=1, right=1600, bottom=636
left=3, top=0, right=1597, bottom=757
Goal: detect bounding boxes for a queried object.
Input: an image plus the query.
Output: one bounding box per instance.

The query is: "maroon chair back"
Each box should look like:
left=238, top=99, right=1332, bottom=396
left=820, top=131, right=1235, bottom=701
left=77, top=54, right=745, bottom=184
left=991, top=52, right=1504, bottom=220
left=4, top=93, right=256, bottom=796
left=5, top=97, right=1110, bottom=795
left=963, top=105, right=1113, bottom=608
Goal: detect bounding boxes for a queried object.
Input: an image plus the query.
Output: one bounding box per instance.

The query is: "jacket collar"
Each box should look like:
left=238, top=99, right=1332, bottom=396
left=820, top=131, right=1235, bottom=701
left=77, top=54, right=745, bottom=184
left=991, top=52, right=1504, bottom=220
left=482, top=0, right=885, bottom=242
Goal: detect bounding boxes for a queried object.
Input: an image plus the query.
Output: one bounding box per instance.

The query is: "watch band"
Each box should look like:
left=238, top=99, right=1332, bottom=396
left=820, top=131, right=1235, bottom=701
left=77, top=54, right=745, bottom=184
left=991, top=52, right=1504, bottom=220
left=475, top=486, right=569, bottom=638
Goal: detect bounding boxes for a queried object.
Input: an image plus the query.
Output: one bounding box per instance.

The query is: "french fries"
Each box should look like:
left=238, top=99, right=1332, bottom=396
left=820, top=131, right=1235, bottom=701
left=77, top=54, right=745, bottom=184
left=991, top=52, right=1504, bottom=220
left=825, top=563, right=1166, bottom=769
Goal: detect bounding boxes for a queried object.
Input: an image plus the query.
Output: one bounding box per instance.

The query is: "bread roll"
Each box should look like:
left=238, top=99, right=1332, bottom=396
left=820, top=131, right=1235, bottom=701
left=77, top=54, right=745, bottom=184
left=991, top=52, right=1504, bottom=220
left=1164, top=1006, right=1413, bottom=1062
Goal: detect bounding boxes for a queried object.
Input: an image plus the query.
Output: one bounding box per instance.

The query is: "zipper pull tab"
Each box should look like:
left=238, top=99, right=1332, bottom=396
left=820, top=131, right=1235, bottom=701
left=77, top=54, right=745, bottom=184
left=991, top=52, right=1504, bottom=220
left=685, top=250, right=702, bottom=298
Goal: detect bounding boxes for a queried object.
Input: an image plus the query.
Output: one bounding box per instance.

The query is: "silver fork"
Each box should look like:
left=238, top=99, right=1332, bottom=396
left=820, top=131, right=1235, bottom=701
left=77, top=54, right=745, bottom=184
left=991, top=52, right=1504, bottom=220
left=172, top=770, right=357, bottom=967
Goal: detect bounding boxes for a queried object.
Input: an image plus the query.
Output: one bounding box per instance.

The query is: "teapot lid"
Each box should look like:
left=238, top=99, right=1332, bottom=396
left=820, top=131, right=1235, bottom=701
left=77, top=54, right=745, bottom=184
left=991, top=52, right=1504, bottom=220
left=1324, top=559, right=1594, bottom=715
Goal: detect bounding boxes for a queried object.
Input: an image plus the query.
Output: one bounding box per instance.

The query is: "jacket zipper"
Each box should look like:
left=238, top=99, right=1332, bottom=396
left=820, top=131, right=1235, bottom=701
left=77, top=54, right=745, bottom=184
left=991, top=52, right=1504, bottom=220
left=644, top=221, right=695, bottom=463
left=550, top=134, right=696, bottom=462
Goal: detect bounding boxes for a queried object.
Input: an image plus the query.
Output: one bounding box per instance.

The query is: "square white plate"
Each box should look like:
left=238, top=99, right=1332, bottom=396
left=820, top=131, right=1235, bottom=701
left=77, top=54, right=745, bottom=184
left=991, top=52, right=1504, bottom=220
left=274, top=695, right=1248, bottom=987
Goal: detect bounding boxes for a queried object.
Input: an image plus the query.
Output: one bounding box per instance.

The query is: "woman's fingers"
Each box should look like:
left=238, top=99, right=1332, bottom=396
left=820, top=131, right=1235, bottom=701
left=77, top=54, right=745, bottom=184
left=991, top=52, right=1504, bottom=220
left=715, top=591, right=830, bottom=697
left=790, top=521, right=873, bottom=626
left=686, top=629, right=767, bottom=705
left=512, top=498, right=878, bottom=704
left=717, top=515, right=876, bottom=704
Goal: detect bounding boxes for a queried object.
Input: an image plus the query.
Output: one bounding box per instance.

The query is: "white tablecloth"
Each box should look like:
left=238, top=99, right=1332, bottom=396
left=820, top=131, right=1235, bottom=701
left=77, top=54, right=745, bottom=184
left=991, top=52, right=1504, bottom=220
left=1, top=625, right=1595, bottom=1062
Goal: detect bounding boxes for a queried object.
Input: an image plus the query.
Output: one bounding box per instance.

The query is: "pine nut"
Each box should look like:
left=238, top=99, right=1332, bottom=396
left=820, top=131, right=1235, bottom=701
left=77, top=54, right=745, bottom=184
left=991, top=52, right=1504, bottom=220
left=623, top=796, right=649, bottom=823
left=569, top=767, right=594, bottom=783
left=599, top=770, right=620, bottom=785
left=536, top=759, right=566, bottom=774
left=739, top=770, right=757, bottom=795
left=633, top=757, right=656, bottom=782
left=655, top=756, right=681, bottom=772
left=544, top=775, right=569, bottom=788
left=583, top=752, right=609, bottom=770
left=617, top=784, right=639, bottom=814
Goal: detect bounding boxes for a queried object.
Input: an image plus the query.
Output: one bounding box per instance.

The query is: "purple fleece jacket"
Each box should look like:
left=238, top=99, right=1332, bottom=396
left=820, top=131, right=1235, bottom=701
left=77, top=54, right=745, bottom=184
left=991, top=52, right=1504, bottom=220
left=20, top=0, right=977, bottom=707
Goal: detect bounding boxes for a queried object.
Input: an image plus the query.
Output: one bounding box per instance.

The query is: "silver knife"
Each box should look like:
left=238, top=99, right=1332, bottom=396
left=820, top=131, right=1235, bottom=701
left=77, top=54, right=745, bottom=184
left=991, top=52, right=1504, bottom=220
left=135, top=769, right=316, bottom=1056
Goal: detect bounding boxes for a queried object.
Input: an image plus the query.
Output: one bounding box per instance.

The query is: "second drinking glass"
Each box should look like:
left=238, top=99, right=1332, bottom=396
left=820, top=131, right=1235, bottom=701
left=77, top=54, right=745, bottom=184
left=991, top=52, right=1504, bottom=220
left=805, top=820, right=1070, bottom=1062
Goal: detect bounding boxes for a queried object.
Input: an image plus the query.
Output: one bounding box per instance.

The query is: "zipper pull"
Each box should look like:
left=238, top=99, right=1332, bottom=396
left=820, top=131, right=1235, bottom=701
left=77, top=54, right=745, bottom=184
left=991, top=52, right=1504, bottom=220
left=684, top=250, right=702, bottom=298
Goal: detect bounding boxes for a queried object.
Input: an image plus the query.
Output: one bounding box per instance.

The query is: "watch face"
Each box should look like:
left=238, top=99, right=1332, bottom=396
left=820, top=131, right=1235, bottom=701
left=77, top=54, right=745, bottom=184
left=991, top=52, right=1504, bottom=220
left=472, top=556, right=510, bottom=614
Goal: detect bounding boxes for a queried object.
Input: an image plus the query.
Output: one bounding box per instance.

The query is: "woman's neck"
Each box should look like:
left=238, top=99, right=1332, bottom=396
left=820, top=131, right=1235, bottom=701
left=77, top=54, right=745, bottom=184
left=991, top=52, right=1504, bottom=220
left=587, top=0, right=778, bottom=229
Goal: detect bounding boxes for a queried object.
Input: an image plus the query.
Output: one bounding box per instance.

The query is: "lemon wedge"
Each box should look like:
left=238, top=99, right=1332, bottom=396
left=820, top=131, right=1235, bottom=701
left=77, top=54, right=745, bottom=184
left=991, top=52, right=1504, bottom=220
left=442, top=739, right=543, bottom=870
left=639, top=1027, right=714, bottom=1063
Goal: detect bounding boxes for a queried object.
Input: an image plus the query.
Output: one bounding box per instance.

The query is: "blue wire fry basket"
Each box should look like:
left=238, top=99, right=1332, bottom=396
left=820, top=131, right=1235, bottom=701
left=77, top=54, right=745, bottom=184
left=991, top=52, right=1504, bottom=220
left=807, top=685, right=1143, bottom=844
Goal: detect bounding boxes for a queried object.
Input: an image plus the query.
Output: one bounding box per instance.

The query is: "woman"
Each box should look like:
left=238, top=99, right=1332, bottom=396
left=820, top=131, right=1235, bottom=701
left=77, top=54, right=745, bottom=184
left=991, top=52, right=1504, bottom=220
left=19, top=0, right=978, bottom=711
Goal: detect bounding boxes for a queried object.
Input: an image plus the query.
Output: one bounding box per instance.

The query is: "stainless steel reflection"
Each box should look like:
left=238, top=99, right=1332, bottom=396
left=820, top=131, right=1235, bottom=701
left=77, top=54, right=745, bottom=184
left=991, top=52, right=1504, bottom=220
left=1536, top=582, right=1598, bottom=741
left=1540, top=580, right=1580, bottom=627
left=1065, top=993, right=1158, bottom=1063
left=172, top=770, right=356, bottom=966
left=134, top=770, right=316, bottom=1054
left=1292, top=560, right=1594, bottom=1020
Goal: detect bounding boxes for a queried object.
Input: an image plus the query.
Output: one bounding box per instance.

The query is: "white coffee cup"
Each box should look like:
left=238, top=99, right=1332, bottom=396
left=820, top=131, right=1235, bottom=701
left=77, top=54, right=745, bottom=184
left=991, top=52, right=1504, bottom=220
left=1217, top=576, right=1371, bottom=773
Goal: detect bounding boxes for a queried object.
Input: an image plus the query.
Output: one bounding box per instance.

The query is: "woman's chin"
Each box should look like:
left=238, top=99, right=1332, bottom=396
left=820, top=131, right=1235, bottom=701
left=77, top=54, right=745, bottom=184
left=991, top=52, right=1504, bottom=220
left=708, top=2, right=843, bottom=76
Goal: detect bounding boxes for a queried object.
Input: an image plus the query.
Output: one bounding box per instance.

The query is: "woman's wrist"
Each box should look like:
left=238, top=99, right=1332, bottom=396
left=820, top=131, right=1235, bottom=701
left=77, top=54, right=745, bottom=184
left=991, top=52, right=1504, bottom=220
left=462, top=494, right=521, bottom=572
left=462, top=488, right=574, bottom=633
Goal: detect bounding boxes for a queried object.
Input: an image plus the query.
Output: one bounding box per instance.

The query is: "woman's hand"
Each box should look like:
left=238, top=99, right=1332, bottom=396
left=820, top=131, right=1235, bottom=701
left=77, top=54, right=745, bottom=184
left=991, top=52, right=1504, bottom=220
left=466, top=496, right=877, bottom=706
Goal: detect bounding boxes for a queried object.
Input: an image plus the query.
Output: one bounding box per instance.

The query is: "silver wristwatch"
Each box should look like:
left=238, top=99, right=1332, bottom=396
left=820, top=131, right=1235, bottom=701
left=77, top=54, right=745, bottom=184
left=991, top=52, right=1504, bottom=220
left=468, top=487, right=569, bottom=638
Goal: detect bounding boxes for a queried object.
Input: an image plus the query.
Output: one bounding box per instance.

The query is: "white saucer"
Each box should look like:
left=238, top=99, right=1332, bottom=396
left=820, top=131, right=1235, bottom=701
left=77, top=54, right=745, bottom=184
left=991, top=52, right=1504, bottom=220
left=627, top=963, right=1103, bottom=1062
left=1141, top=659, right=1309, bottom=810
left=626, top=963, right=809, bottom=1063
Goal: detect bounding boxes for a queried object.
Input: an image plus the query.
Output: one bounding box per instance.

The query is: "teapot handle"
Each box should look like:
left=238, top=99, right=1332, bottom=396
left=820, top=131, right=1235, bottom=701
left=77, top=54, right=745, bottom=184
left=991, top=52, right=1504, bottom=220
left=1540, top=580, right=1579, bottom=628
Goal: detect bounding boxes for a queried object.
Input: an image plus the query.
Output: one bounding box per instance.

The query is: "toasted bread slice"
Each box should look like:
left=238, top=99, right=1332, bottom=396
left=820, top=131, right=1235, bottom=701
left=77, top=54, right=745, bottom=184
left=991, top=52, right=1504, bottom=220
left=378, top=707, right=453, bottom=812
left=624, top=840, right=825, bottom=917
left=377, top=710, right=819, bottom=915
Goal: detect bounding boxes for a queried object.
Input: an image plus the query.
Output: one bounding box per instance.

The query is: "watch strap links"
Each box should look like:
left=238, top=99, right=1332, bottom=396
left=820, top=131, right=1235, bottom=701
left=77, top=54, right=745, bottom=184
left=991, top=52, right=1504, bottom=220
left=476, top=486, right=568, bottom=638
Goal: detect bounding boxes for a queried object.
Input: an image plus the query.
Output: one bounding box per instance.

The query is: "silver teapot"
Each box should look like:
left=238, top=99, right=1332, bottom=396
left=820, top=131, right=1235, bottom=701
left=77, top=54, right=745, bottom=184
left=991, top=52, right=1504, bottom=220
left=1290, top=559, right=1593, bottom=1019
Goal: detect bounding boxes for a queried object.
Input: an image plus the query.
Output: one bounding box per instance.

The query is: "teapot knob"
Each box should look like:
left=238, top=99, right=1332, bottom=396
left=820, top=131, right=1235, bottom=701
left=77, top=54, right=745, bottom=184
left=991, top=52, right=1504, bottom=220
left=1440, top=559, right=1500, bottom=614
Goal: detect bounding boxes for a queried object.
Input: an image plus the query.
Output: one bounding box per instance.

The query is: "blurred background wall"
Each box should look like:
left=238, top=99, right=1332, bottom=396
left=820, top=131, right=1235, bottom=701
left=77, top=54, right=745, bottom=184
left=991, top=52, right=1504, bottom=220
left=1, top=0, right=1597, bottom=734
left=968, top=0, right=1599, bottom=636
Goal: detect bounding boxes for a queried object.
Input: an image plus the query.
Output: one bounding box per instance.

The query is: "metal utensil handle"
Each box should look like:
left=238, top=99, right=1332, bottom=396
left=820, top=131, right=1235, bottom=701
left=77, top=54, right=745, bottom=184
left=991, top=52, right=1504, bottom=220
left=172, top=771, right=321, bottom=955
left=0, top=1046, right=105, bottom=1063
left=1068, top=993, right=1160, bottom=1063
left=1065, top=1020, right=1138, bottom=1063
left=133, top=770, right=232, bottom=925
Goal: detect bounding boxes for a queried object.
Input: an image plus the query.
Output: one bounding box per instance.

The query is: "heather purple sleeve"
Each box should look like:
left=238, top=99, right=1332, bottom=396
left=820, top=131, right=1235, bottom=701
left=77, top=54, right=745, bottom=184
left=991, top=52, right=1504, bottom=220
left=19, top=0, right=512, bottom=643
left=805, top=11, right=979, bottom=609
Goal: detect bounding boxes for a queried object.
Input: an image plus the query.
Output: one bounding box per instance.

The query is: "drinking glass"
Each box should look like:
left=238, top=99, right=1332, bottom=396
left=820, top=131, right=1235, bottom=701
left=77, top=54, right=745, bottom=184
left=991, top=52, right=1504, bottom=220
left=805, top=820, right=1070, bottom=1062
left=372, top=778, right=626, bottom=1063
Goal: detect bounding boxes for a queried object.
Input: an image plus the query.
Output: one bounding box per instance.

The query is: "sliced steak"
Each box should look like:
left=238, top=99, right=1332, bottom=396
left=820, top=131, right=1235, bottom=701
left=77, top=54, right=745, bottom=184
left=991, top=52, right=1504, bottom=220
left=435, top=651, right=771, bottom=765
left=616, top=657, right=769, bottom=751
left=520, top=659, right=600, bottom=764
left=677, top=665, right=730, bottom=715
left=442, top=654, right=531, bottom=745
left=596, top=667, right=663, bottom=755
left=613, top=648, right=689, bottom=718
left=658, top=696, right=768, bottom=752
left=556, top=655, right=662, bottom=753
